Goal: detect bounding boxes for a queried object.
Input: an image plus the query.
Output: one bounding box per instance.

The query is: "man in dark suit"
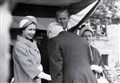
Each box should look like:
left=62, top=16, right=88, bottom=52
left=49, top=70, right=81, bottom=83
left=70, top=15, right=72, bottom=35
left=47, top=22, right=97, bottom=83
left=38, top=34, right=50, bottom=83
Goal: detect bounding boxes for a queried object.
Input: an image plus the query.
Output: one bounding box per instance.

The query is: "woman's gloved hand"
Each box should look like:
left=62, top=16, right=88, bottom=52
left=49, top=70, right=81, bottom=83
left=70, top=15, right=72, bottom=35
left=91, top=64, right=103, bottom=73
left=37, top=64, right=51, bottom=81
left=37, top=65, right=43, bottom=71
left=38, top=72, right=51, bottom=81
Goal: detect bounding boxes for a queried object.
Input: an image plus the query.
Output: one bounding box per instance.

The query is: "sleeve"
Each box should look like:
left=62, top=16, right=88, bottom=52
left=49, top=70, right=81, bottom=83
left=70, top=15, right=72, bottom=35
left=14, top=44, right=41, bottom=79
left=47, top=39, right=63, bottom=83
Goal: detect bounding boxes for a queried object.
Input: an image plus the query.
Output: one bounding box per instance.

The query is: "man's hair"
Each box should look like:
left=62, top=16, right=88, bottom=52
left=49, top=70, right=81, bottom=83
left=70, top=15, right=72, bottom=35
left=47, top=22, right=64, bottom=38
left=56, top=7, right=70, bottom=18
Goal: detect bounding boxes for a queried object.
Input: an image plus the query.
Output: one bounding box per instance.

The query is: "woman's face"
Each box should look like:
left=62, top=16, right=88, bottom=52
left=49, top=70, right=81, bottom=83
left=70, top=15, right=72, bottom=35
left=82, top=31, right=93, bottom=44
left=22, top=24, right=36, bottom=40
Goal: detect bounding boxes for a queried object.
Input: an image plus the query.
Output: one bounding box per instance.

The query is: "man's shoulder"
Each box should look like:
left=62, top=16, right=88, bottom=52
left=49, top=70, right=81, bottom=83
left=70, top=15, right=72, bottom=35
left=48, top=32, right=68, bottom=43
left=58, top=31, right=75, bottom=37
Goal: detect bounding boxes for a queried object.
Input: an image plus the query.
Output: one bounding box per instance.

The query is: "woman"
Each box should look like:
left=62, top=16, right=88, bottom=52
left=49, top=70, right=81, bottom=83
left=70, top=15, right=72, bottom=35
left=12, top=16, right=51, bottom=83
left=0, top=1, right=13, bottom=82
left=79, top=24, right=104, bottom=79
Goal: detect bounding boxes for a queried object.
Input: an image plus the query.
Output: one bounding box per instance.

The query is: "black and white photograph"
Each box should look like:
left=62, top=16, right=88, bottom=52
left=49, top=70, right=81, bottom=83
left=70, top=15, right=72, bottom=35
left=0, top=0, right=120, bottom=83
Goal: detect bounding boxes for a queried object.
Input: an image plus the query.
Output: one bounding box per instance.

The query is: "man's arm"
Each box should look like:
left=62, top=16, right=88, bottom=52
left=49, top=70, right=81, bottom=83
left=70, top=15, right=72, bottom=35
left=48, top=38, right=63, bottom=83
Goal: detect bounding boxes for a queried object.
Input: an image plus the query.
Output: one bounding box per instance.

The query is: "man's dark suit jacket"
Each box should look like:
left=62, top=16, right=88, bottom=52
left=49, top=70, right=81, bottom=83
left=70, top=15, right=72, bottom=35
left=48, top=31, right=97, bottom=83
left=38, top=35, right=50, bottom=83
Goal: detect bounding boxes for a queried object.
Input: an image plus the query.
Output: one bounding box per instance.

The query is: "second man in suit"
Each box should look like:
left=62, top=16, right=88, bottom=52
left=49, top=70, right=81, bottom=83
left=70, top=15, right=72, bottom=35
left=47, top=22, right=97, bottom=83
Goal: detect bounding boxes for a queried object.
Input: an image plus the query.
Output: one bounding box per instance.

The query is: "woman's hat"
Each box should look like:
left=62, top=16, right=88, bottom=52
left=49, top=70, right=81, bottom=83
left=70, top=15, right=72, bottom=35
left=79, top=24, right=93, bottom=36
left=19, top=16, right=37, bottom=28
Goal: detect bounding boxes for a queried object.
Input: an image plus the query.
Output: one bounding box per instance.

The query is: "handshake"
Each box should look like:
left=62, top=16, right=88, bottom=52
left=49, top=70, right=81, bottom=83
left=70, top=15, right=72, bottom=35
left=91, top=64, right=103, bottom=73
left=10, top=65, right=51, bottom=83
left=37, top=65, right=51, bottom=81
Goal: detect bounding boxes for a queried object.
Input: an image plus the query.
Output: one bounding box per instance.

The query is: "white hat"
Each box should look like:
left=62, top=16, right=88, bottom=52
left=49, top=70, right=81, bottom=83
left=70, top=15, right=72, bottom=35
left=19, top=16, right=37, bottom=28
left=47, top=22, right=64, bottom=39
left=79, top=24, right=93, bottom=36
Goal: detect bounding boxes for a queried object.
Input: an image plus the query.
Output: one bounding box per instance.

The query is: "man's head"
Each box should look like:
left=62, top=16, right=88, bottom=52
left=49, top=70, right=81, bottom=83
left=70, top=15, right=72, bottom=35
left=56, top=8, right=70, bottom=30
left=47, top=22, right=64, bottom=39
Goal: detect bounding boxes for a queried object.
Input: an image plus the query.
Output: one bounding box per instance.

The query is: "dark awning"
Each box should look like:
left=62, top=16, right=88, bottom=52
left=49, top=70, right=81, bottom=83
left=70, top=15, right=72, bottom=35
left=17, top=0, right=92, bottom=7
left=11, top=0, right=101, bottom=31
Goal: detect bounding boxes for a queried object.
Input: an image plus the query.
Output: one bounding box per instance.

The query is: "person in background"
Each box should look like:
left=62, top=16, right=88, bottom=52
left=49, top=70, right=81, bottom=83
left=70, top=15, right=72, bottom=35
left=47, top=22, right=97, bottom=83
left=55, top=8, right=70, bottom=31
left=0, top=0, right=13, bottom=82
left=79, top=24, right=105, bottom=79
left=38, top=8, right=70, bottom=83
left=39, top=8, right=70, bottom=83
left=12, top=16, right=51, bottom=83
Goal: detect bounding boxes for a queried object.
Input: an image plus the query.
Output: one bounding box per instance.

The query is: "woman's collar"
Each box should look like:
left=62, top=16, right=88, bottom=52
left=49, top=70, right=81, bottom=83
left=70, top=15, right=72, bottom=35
left=17, top=35, right=39, bottom=52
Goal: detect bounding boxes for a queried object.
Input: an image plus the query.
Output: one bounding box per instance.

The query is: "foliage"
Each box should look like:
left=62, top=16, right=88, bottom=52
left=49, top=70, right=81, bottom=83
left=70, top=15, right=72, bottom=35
left=90, top=0, right=120, bottom=25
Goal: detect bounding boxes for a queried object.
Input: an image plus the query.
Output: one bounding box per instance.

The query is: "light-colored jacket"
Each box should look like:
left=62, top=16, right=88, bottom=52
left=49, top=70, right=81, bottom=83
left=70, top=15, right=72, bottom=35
left=13, top=36, right=41, bottom=83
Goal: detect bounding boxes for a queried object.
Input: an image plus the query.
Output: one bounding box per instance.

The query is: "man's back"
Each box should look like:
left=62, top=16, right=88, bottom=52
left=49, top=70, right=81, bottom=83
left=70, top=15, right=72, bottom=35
left=48, top=31, right=97, bottom=83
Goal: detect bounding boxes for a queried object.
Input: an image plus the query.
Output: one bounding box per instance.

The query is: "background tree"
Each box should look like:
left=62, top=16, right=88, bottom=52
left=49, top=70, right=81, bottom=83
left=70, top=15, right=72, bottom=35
left=90, top=0, right=120, bottom=25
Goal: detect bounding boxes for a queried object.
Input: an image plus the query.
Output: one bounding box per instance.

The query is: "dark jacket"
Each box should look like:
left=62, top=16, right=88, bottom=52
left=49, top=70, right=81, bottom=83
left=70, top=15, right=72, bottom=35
left=90, top=45, right=104, bottom=66
left=39, top=35, right=50, bottom=83
left=90, top=45, right=104, bottom=78
left=48, top=31, right=97, bottom=83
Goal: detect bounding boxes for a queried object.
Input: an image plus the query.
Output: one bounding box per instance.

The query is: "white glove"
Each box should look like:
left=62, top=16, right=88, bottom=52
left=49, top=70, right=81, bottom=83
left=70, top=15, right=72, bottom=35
left=37, top=65, right=43, bottom=71
left=10, top=77, right=14, bottom=83
left=38, top=72, right=51, bottom=81
left=91, top=65, right=103, bottom=73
